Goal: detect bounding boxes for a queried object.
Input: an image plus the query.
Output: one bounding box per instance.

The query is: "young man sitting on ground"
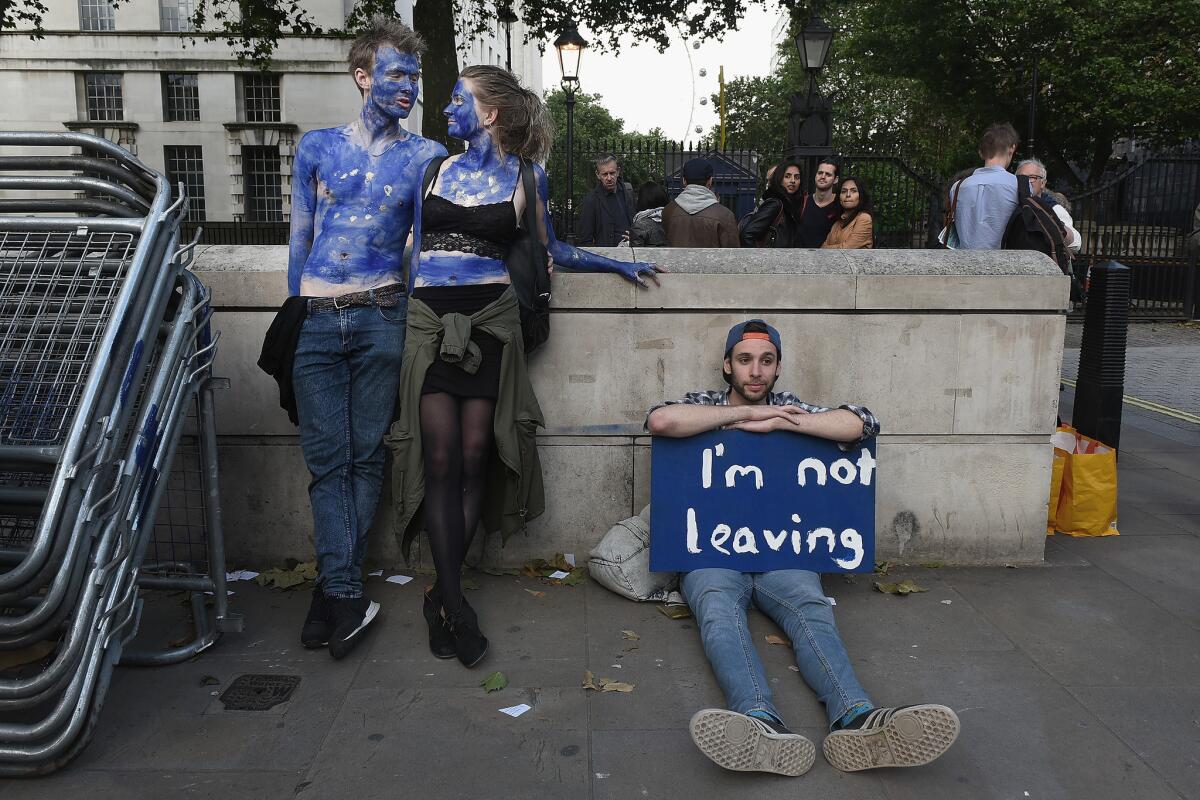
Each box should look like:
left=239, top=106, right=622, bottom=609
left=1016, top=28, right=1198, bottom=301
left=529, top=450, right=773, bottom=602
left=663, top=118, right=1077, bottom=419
left=646, top=319, right=960, bottom=776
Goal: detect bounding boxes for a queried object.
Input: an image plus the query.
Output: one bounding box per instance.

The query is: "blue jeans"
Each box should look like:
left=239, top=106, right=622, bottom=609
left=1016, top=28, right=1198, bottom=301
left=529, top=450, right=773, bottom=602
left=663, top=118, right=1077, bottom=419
left=681, top=568, right=872, bottom=729
left=293, top=300, right=406, bottom=598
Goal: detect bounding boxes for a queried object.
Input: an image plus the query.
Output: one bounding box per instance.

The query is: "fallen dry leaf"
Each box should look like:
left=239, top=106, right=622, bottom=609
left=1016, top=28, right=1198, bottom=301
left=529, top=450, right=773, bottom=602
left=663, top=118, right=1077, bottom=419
left=523, top=588, right=546, bottom=598
left=872, top=579, right=929, bottom=596
left=199, top=675, right=220, bottom=686
left=765, top=634, right=792, bottom=646
left=582, top=670, right=635, bottom=693
left=621, top=630, right=640, bottom=641
left=657, top=604, right=692, bottom=620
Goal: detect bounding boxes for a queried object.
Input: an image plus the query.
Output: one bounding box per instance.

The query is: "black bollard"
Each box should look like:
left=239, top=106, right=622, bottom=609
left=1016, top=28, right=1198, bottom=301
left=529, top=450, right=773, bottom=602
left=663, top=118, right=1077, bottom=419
left=1072, top=261, right=1130, bottom=451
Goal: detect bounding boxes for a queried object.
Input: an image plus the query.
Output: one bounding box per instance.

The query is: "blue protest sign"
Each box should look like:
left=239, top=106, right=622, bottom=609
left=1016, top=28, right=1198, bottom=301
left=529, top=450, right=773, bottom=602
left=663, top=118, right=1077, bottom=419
left=649, top=430, right=876, bottom=573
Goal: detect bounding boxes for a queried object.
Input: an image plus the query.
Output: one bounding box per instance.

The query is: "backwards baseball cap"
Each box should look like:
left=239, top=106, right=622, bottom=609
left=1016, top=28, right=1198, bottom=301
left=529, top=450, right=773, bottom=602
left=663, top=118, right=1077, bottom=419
left=724, top=319, right=782, bottom=359
left=682, top=158, right=714, bottom=183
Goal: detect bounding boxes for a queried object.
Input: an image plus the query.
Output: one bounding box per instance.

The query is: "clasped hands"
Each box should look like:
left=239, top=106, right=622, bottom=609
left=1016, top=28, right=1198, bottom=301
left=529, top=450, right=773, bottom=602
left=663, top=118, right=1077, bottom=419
left=722, top=404, right=811, bottom=433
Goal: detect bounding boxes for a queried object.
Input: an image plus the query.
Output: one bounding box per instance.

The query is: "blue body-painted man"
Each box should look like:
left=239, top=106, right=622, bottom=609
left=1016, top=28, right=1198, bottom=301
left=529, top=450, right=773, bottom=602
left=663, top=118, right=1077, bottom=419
left=290, top=17, right=446, bottom=660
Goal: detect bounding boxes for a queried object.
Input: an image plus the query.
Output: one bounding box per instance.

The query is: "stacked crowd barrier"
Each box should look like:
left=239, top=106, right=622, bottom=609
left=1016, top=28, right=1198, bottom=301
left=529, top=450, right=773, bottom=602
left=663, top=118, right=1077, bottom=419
left=0, top=132, right=238, bottom=775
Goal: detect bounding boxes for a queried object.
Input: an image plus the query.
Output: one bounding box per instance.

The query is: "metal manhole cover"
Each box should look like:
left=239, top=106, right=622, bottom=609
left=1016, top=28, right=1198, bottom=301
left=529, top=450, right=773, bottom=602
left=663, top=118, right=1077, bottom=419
left=219, top=674, right=301, bottom=711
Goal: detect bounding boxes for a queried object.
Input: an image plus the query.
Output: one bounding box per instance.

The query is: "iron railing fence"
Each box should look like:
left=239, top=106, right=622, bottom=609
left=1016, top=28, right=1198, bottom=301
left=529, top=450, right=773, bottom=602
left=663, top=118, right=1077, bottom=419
left=170, top=143, right=1198, bottom=320
left=1069, top=156, right=1200, bottom=320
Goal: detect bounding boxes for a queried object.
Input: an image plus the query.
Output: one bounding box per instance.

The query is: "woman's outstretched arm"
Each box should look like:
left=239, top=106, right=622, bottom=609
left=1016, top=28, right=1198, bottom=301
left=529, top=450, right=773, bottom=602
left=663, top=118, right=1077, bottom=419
left=531, top=163, right=665, bottom=288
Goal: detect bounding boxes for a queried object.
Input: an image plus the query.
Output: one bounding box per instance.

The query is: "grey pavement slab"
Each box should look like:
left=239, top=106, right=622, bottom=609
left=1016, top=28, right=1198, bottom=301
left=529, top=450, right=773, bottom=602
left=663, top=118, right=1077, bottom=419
left=855, top=650, right=1183, bottom=800
left=1054, top=533, right=1200, bottom=628
left=1068, top=685, right=1200, bottom=800
left=0, top=769, right=304, bottom=800
left=295, top=686, right=589, bottom=800
left=939, top=564, right=1200, bottom=688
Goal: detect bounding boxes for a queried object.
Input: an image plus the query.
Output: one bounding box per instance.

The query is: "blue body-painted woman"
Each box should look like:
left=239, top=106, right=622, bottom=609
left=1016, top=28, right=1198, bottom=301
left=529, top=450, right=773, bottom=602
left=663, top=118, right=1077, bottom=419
left=406, top=66, right=663, bottom=667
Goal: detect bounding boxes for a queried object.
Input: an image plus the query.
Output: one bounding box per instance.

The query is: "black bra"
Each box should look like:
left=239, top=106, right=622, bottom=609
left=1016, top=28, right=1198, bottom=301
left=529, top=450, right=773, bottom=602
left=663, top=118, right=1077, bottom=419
left=421, top=179, right=520, bottom=260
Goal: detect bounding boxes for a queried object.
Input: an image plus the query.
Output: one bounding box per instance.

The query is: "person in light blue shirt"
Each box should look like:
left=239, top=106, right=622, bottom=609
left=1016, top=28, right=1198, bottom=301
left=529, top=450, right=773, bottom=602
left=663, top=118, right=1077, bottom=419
left=949, top=123, right=1020, bottom=249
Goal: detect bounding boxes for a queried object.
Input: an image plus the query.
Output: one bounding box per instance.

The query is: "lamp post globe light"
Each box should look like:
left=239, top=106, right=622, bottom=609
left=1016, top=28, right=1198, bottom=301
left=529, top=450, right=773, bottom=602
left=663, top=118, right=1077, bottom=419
left=498, top=3, right=518, bottom=72
left=554, top=21, right=588, bottom=242
left=787, top=12, right=835, bottom=188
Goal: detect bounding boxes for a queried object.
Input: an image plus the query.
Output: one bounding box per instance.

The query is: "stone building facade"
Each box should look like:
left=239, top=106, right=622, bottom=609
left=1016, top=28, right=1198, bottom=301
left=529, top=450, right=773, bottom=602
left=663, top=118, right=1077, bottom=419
left=0, top=0, right=543, bottom=222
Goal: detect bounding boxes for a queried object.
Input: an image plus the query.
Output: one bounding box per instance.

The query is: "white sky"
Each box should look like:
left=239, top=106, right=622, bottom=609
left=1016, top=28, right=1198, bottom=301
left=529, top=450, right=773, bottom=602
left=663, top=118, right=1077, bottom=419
left=540, top=8, right=781, bottom=141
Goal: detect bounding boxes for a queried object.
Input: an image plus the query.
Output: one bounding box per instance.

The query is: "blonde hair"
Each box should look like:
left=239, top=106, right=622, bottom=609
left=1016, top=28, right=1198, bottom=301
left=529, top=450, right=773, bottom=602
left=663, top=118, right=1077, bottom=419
left=459, top=65, right=553, bottom=162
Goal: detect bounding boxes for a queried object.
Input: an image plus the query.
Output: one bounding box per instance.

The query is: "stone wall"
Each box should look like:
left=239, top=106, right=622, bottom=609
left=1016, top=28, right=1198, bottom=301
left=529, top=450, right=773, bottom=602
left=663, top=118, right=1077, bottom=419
left=193, top=245, right=1068, bottom=569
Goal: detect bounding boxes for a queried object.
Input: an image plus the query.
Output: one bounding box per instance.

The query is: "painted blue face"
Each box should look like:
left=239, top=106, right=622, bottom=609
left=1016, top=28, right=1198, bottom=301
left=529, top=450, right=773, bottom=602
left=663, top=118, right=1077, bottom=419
left=368, top=46, right=420, bottom=121
left=444, top=79, right=483, bottom=140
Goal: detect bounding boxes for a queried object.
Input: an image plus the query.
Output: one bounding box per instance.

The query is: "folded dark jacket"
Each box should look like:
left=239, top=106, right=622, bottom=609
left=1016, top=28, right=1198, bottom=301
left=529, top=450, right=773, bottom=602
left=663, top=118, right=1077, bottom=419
left=257, top=295, right=307, bottom=426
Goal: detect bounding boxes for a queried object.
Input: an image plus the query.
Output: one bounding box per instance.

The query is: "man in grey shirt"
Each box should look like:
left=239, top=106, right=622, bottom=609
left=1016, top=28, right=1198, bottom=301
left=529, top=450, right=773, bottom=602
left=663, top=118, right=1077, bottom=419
left=950, top=123, right=1020, bottom=249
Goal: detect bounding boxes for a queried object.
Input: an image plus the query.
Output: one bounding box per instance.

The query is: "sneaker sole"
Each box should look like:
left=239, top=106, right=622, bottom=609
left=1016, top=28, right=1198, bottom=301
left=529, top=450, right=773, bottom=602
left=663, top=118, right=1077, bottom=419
left=689, top=709, right=815, bottom=776
left=328, top=600, right=381, bottom=660
left=301, top=635, right=329, bottom=649
left=823, top=705, right=960, bottom=772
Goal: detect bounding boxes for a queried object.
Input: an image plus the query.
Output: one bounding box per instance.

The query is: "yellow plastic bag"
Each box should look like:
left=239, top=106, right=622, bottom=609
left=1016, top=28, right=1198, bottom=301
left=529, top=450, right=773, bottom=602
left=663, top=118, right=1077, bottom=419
left=1051, top=427, right=1119, bottom=537
left=1046, top=437, right=1068, bottom=536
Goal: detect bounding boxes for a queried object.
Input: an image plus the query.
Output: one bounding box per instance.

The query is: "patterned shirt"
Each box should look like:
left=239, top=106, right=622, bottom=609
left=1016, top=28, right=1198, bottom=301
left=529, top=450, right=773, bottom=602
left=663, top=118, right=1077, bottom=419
left=646, top=389, right=880, bottom=451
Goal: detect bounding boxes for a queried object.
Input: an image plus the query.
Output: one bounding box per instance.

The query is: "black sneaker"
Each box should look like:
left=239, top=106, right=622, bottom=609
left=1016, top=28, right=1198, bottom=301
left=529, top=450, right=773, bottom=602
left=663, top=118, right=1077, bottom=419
left=689, top=709, right=815, bottom=776
left=447, top=605, right=488, bottom=667
left=300, top=587, right=331, bottom=649
left=326, top=596, right=381, bottom=660
left=423, top=586, right=456, bottom=659
left=822, top=704, right=960, bottom=771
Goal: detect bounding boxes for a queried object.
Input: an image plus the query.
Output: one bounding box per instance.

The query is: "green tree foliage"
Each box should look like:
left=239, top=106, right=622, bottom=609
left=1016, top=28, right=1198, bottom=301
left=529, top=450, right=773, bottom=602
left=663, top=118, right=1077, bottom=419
left=543, top=89, right=669, bottom=212
left=850, top=0, right=1200, bottom=185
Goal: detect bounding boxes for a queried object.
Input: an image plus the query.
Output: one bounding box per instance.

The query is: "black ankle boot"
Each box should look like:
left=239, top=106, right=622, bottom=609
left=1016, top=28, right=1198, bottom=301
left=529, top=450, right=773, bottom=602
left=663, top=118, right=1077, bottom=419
left=446, top=603, right=488, bottom=668
left=422, top=586, right=456, bottom=659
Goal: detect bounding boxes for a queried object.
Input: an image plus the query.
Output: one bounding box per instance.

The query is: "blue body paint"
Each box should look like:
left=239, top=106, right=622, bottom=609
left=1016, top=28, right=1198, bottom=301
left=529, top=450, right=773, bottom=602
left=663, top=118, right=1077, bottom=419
left=288, top=47, right=448, bottom=297
left=411, top=77, right=659, bottom=289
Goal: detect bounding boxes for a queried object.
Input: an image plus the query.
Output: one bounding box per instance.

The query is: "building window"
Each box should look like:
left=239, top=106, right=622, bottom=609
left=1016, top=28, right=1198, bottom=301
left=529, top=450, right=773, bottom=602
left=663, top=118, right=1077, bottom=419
left=241, top=74, right=281, bottom=123
left=164, top=145, right=206, bottom=222
left=243, top=145, right=283, bottom=222
left=84, top=73, right=123, bottom=121
left=160, top=0, right=195, bottom=32
left=162, top=73, right=200, bottom=121
left=79, top=0, right=115, bottom=31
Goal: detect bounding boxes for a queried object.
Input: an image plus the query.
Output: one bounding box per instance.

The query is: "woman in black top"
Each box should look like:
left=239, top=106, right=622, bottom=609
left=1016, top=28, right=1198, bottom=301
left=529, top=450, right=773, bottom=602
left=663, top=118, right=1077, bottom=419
left=403, top=65, right=660, bottom=668
left=740, top=161, right=804, bottom=247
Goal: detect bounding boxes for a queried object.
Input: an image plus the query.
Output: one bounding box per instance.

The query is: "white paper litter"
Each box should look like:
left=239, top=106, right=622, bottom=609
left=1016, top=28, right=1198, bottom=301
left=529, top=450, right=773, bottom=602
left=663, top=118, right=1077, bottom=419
left=385, top=574, right=413, bottom=585
left=548, top=570, right=570, bottom=580
left=368, top=570, right=383, bottom=577
left=204, top=590, right=235, bottom=596
left=225, top=570, right=259, bottom=582
left=564, top=553, right=576, bottom=567
left=499, top=704, right=531, bottom=718
left=825, top=596, right=837, bottom=606
left=941, top=599, right=953, bottom=605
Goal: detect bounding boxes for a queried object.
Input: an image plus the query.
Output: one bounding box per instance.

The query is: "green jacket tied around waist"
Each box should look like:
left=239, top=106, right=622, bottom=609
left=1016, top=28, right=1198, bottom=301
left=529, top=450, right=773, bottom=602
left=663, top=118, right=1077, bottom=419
left=384, top=286, right=545, bottom=561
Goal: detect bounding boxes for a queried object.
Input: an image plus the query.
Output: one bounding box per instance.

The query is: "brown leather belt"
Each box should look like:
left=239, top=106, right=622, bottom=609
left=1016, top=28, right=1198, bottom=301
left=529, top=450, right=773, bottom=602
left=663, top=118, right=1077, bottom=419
left=308, top=282, right=406, bottom=313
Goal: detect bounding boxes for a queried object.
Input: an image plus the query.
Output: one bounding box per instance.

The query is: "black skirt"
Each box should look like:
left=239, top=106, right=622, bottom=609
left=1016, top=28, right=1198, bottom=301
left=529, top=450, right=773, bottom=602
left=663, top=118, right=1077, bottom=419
left=412, top=283, right=508, bottom=399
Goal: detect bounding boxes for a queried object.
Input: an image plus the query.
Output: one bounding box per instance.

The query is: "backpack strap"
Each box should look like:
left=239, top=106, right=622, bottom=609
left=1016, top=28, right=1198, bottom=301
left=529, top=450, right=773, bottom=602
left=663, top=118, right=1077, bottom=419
left=421, top=155, right=448, bottom=199
left=947, top=180, right=962, bottom=227
left=519, top=158, right=538, bottom=234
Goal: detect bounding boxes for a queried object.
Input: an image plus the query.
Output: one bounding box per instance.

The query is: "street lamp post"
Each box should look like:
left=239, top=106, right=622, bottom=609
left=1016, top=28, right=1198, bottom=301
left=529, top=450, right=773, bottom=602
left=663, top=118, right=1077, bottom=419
left=786, top=12, right=834, bottom=191
left=554, top=21, right=588, bottom=243
left=498, top=3, right=518, bottom=72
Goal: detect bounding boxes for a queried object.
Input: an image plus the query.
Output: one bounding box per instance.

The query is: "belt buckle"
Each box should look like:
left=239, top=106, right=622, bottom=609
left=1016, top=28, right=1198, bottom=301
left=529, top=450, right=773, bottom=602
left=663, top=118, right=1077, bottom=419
left=332, top=292, right=353, bottom=310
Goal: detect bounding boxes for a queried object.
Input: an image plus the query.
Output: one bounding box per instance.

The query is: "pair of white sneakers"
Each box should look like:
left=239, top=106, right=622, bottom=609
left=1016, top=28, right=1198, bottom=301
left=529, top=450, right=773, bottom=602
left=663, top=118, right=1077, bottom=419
left=689, top=704, right=961, bottom=776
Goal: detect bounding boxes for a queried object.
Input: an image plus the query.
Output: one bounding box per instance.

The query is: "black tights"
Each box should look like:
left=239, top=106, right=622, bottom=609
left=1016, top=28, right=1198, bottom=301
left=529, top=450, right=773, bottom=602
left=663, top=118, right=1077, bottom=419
left=420, top=392, right=495, bottom=614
